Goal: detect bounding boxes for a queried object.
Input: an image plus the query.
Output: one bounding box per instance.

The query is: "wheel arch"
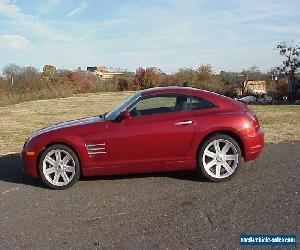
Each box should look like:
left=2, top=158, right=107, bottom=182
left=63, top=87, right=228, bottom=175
left=36, top=142, right=83, bottom=177
left=196, top=130, right=245, bottom=160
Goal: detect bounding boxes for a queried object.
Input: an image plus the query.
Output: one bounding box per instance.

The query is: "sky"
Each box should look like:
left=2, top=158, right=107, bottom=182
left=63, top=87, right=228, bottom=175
left=0, top=0, right=299, bottom=73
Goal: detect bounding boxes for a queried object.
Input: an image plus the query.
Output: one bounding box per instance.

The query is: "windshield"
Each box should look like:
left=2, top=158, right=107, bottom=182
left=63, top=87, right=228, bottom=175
left=105, top=92, right=141, bottom=120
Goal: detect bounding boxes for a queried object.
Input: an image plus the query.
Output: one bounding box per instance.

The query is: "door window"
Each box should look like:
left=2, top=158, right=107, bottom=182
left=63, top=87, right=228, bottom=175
left=129, top=94, right=189, bottom=117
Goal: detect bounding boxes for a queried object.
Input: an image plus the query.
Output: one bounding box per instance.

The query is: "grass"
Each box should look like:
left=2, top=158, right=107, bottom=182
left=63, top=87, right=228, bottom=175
left=249, top=105, right=300, bottom=144
left=0, top=92, right=133, bottom=155
left=0, top=92, right=299, bottom=155
left=0, top=86, right=76, bottom=107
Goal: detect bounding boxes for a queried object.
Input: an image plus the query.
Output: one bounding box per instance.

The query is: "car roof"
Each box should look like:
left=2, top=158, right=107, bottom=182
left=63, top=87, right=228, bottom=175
left=140, top=86, right=200, bottom=96
left=139, top=86, right=246, bottom=110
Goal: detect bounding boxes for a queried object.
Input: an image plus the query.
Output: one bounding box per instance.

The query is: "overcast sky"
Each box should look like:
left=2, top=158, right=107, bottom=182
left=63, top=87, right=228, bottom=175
left=0, top=0, right=299, bottom=73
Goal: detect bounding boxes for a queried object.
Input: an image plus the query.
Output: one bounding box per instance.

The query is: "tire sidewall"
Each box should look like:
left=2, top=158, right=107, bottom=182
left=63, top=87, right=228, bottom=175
left=39, top=144, right=80, bottom=190
left=197, top=134, right=242, bottom=182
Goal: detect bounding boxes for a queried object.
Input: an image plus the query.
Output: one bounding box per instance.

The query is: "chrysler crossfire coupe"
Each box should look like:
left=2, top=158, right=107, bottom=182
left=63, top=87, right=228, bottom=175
left=22, top=87, right=264, bottom=189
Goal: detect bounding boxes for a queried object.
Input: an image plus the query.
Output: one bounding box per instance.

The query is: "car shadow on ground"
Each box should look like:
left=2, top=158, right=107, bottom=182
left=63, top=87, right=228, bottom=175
left=0, top=153, right=205, bottom=188
left=0, top=153, right=42, bottom=188
left=81, top=170, right=205, bottom=183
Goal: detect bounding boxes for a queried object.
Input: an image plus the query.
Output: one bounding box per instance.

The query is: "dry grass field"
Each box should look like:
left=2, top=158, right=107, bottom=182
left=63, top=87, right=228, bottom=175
left=249, top=105, right=300, bottom=144
left=0, top=92, right=299, bottom=155
left=0, top=92, right=133, bottom=155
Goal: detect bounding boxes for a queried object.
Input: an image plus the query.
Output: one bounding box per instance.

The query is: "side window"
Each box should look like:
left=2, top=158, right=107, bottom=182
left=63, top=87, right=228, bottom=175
left=129, top=94, right=189, bottom=117
left=191, top=96, right=215, bottom=110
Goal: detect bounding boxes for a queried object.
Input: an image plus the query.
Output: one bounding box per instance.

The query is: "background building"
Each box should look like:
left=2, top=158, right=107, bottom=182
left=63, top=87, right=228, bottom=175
left=87, top=66, right=123, bottom=80
left=235, top=80, right=267, bottom=97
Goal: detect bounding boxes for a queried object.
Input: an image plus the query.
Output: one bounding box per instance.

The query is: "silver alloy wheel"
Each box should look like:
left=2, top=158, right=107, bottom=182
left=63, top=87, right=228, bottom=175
left=202, top=139, right=239, bottom=179
left=42, top=149, right=76, bottom=187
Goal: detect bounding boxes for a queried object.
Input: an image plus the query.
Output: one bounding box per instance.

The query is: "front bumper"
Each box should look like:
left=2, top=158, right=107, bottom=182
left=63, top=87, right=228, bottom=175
left=21, top=146, right=39, bottom=178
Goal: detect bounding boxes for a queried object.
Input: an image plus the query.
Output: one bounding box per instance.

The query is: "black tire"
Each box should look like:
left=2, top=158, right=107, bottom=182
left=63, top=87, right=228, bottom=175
left=38, top=144, right=80, bottom=190
left=197, top=134, right=242, bottom=182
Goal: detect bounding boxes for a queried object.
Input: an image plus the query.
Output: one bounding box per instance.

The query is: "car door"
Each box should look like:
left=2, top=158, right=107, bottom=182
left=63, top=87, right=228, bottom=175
left=105, top=93, right=196, bottom=173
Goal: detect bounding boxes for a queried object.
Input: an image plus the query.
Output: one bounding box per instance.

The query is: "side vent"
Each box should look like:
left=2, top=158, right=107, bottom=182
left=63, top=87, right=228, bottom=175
left=85, top=143, right=106, bottom=156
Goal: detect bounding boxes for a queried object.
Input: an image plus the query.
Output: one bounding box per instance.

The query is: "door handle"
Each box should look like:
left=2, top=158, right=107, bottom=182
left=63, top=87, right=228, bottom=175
left=175, top=120, right=193, bottom=126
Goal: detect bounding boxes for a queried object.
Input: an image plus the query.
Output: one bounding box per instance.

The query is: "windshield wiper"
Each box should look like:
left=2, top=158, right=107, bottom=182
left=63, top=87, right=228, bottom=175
left=99, top=113, right=107, bottom=119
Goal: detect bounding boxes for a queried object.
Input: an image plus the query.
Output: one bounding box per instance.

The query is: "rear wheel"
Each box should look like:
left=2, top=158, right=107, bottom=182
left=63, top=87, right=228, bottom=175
left=39, top=144, right=80, bottom=189
left=197, top=134, right=241, bottom=182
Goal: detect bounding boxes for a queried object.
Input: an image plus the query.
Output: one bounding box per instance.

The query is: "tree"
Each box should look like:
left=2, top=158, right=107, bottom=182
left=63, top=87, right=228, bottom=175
left=133, top=67, right=145, bottom=90
left=21, top=66, right=41, bottom=90
left=143, top=67, right=163, bottom=88
left=241, top=65, right=263, bottom=81
left=42, top=64, right=58, bottom=85
left=196, top=64, right=213, bottom=81
left=276, top=76, right=288, bottom=97
left=67, top=71, right=96, bottom=92
left=172, top=68, right=197, bottom=86
left=3, top=63, right=23, bottom=86
left=276, top=41, right=300, bottom=100
left=134, top=67, right=163, bottom=89
left=117, top=71, right=134, bottom=91
left=218, top=71, right=239, bottom=85
left=117, top=78, right=129, bottom=91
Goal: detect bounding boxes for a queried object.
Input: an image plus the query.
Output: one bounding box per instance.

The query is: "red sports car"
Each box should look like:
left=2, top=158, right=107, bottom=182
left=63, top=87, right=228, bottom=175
left=22, top=87, right=264, bottom=189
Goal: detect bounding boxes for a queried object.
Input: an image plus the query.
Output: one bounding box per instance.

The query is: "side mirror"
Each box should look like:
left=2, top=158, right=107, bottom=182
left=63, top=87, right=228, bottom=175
left=119, top=110, right=131, bottom=120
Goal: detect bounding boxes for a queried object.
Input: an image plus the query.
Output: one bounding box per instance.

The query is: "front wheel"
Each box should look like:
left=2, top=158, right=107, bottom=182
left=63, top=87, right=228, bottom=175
left=39, top=144, right=80, bottom=189
left=197, top=134, right=242, bottom=182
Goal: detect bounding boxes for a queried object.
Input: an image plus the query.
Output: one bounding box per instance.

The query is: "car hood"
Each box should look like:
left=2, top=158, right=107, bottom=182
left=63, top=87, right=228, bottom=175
left=30, top=116, right=103, bottom=139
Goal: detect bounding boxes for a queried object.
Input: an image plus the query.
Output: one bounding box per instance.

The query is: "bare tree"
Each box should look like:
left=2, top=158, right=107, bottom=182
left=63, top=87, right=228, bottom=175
left=276, top=41, right=300, bottom=100
left=3, top=63, right=23, bottom=86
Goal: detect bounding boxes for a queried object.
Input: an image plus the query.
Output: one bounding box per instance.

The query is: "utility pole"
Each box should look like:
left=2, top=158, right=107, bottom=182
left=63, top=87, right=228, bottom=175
left=271, top=73, right=278, bottom=100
